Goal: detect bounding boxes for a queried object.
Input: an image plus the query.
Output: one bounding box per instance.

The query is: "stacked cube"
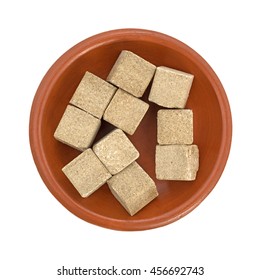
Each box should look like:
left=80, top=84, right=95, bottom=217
left=54, top=71, right=117, bottom=151
left=54, top=51, right=158, bottom=216
left=148, top=66, right=199, bottom=181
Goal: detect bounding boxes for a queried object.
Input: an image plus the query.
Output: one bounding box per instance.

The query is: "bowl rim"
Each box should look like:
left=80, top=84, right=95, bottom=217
left=29, top=28, right=232, bottom=231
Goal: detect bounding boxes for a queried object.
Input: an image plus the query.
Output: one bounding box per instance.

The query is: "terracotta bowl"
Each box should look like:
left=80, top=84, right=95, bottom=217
left=29, top=29, right=232, bottom=231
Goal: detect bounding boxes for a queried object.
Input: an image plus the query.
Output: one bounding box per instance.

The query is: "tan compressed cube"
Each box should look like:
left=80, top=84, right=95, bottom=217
left=93, top=129, right=139, bottom=175
left=156, top=145, right=199, bottom=181
left=107, top=50, right=156, bottom=98
left=54, top=105, right=101, bottom=151
left=149, top=66, right=194, bottom=108
left=62, top=149, right=111, bottom=198
left=70, top=71, right=117, bottom=119
left=157, top=109, right=193, bottom=145
left=103, top=89, right=149, bottom=135
left=107, top=162, right=158, bottom=216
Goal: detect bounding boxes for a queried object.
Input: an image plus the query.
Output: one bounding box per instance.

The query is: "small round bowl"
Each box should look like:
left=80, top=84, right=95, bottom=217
left=29, top=29, right=232, bottom=231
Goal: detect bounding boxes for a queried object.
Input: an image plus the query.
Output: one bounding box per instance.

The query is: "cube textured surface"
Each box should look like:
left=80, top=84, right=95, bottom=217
left=107, top=162, right=158, bottom=216
left=157, top=109, right=193, bottom=145
left=149, top=66, right=194, bottom=108
left=54, top=105, right=101, bottom=151
left=107, top=50, right=156, bottom=98
left=156, top=144, right=199, bottom=180
left=70, top=71, right=117, bottom=119
left=103, top=89, right=149, bottom=135
left=93, top=129, right=139, bottom=175
left=62, top=149, right=112, bottom=198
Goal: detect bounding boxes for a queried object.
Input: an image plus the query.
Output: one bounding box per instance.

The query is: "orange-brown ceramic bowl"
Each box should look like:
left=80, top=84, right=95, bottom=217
left=29, top=29, right=232, bottom=231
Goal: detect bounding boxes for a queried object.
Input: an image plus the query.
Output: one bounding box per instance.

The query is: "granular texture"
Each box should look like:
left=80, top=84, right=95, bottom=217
left=62, top=148, right=111, bottom=197
left=103, top=89, right=149, bottom=135
left=93, top=129, right=139, bottom=175
left=54, top=105, right=101, bottom=151
left=107, top=50, right=156, bottom=98
left=149, top=66, right=194, bottom=108
left=156, top=144, right=199, bottom=180
left=107, top=162, right=158, bottom=216
left=70, top=71, right=117, bottom=119
left=157, top=109, right=193, bottom=145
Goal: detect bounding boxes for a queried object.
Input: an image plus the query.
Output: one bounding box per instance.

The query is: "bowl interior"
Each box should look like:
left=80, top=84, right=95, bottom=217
left=30, top=30, right=231, bottom=230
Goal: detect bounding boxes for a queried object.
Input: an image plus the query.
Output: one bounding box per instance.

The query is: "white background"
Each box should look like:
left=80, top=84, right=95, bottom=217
left=1, top=1, right=260, bottom=279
